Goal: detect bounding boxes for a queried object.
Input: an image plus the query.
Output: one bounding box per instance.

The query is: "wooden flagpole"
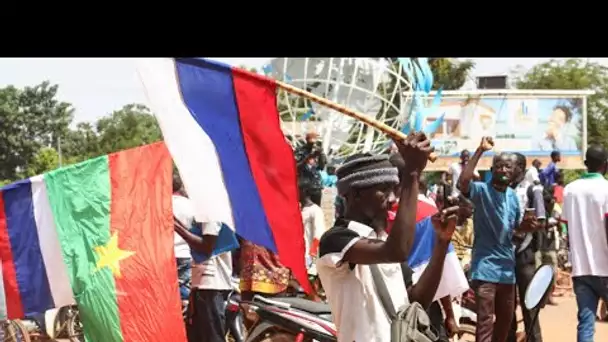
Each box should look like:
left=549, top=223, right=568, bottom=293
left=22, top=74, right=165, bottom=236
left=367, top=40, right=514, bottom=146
left=275, top=80, right=438, bottom=162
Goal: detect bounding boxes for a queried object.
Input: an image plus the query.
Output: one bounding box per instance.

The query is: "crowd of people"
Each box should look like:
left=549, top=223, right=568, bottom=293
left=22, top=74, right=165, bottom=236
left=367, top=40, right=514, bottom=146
left=173, top=130, right=608, bottom=342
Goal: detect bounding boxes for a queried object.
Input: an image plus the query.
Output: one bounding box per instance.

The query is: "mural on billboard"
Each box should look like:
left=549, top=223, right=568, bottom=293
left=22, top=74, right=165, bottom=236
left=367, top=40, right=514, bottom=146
left=420, top=96, right=583, bottom=157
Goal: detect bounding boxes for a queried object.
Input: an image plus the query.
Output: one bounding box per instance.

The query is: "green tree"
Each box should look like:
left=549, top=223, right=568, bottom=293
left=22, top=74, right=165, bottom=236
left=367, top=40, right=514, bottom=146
left=61, top=122, right=101, bottom=163
left=59, top=104, right=162, bottom=167
left=0, top=81, right=74, bottom=181
left=23, top=147, right=60, bottom=177
left=95, top=104, right=162, bottom=155
left=428, top=58, right=475, bottom=90
left=512, top=58, right=608, bottom=147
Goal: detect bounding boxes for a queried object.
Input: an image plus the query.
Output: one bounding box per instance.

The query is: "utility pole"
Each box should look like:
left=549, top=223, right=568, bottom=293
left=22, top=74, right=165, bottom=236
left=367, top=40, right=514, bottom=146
left=57, top=134, right=63, bottom=167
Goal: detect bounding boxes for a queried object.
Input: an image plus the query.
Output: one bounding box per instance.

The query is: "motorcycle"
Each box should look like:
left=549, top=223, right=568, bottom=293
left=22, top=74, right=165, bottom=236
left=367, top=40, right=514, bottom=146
left=452, top=301, right=476, bottom=342
left=240, top=295, right=335, bottom=342
left=226, top=290, right=246, bottom=342
left=0, top=306, right=84, bottom=342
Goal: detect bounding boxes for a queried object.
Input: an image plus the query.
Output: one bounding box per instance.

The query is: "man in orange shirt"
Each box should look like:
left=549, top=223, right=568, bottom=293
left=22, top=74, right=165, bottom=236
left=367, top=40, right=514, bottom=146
left=553, top=171, right=564, bottom=204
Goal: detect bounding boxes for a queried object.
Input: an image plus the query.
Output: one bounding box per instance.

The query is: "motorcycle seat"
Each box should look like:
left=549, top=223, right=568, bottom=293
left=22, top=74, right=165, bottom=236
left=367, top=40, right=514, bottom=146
left=273, top=297, right=332, bottom=315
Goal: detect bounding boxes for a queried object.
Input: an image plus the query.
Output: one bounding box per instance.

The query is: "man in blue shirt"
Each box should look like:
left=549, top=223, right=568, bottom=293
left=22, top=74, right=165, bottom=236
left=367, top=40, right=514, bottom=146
left=540, top=150, right=561, bottom=187
left=320, top=165, right=338, bottom=188
left=458, top=137, right=539, bottom=342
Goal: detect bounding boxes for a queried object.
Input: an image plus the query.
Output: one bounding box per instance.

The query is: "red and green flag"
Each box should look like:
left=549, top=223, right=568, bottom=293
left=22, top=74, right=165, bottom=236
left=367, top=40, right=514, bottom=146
left=0, top=142, right=186, bottom=341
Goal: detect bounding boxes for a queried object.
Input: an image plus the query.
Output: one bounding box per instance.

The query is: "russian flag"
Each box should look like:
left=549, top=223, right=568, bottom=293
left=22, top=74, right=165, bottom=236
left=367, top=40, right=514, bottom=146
left=389, top=195, right=469, bottom=301
left=387, top=194, right=438, bottom=226
left=409, top=196, right=469, bottom=301
left=0, top=177, right=76, bottom=318
left=137, top=58, right=310, bottom=292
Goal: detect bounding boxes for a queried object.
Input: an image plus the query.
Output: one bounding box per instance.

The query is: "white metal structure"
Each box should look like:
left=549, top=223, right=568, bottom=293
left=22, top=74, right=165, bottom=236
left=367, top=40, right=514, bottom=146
left=267, top=58, right=415, bottom=159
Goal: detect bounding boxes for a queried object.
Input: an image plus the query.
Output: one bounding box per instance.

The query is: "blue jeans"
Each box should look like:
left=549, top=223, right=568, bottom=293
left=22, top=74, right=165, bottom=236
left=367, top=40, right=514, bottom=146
left=573, top=276, right=608, bottom=342
left=177, top=258, right=192, bottom=300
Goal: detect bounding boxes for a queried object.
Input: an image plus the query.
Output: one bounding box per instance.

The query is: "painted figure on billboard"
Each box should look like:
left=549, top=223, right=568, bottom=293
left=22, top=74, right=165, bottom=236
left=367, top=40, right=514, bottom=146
left=532, top=105, right=577, bottom=151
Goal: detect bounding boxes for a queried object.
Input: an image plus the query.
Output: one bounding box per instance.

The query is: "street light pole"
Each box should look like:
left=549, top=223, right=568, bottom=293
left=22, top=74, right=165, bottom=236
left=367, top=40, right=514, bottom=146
left=57, top=135, right=63, bottom=167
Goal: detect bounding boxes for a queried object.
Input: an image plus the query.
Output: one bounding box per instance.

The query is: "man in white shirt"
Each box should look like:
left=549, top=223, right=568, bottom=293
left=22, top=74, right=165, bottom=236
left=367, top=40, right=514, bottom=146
left=562, top=145, right=608, bottom=342
left=444, top=149, right=479, bottom=197
left=173, top=174, right=195, bottom=303
left=300, top=179, right=327, bottom=301
left=174, top=218, right=233, bottom=342
left=299, top=179, right=327, bottom=272
left=521, top=159, right=542, bottom=189
left=316, top=133, right=458, bottom=342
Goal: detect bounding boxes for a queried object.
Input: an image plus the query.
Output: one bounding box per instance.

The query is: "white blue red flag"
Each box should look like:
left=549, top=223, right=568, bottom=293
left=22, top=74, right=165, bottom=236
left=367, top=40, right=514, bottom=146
left=137, top=58, right=310, bottom=292
left=390, top=195, right=469, bottom=300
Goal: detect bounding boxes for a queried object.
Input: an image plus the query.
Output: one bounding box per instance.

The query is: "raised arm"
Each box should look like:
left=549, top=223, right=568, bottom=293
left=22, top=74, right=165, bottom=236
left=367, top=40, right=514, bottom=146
left=459, top=137, right=493, bottom=195
left=407, top=207, right=458, bottom=308
left=342, top=133, right=433, bottom=265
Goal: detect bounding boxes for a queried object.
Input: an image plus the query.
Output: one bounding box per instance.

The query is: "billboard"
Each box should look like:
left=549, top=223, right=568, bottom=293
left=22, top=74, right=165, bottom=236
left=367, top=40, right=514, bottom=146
left=420, top=94, right=586, bottom=170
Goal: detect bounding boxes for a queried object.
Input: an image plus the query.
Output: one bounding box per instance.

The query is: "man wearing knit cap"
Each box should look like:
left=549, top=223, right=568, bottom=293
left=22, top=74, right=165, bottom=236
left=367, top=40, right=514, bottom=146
left=295, top=130, right=327, bottom=205
left=316, top=132, right=459, bottom=342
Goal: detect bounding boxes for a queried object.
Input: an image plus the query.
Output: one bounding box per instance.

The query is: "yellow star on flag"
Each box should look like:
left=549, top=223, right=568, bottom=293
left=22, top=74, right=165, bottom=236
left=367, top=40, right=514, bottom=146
left=94, top=232, right=135, bottom=278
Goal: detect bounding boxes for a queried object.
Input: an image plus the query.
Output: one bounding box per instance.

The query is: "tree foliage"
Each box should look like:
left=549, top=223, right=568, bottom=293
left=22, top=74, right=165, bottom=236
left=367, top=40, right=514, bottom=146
left=95, top=104, right=162, bottom=155
left=513, top=58, right=608, bottom=181
left=513, top=58, right=608, bottom=147
left=0, top=81, right=73, bottom=180
left=25, top=147, right=60, bottom=178
left=428, top=58, right=475, bottom=90
left=0, top=81, right=162, bottom=184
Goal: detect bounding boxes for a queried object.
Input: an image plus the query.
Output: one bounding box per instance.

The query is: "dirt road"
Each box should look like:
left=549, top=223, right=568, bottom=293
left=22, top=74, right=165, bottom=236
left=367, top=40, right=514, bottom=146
left=539, top=295, right=608, bottom=341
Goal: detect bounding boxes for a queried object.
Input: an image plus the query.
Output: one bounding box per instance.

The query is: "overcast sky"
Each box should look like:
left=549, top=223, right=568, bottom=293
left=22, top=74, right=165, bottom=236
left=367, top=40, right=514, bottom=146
left=1, top=58, right=606, bottom=123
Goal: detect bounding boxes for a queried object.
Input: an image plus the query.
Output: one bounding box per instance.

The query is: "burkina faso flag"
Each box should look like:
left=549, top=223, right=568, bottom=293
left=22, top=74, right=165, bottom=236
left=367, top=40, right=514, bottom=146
left=0, top=142, right=186, bottom=342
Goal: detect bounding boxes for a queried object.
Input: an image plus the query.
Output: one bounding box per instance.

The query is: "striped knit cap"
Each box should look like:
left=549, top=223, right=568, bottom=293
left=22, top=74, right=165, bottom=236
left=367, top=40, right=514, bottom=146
left=336, top=153, right=399, bottom=196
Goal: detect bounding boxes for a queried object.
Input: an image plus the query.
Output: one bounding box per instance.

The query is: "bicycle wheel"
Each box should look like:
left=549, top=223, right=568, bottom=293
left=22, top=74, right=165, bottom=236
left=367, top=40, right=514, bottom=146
left=54, top=305, right=74, bottom=338
left=66, top=310, right=85, bottom=342
left=2, top=320, right=31, bottom=342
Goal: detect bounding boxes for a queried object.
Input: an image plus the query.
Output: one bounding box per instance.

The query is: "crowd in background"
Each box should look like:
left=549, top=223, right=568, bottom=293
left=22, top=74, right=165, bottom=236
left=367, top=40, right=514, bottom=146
left=286, top=133, right=576, bottom=342
left=173, top=129, right=607, bottom=342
